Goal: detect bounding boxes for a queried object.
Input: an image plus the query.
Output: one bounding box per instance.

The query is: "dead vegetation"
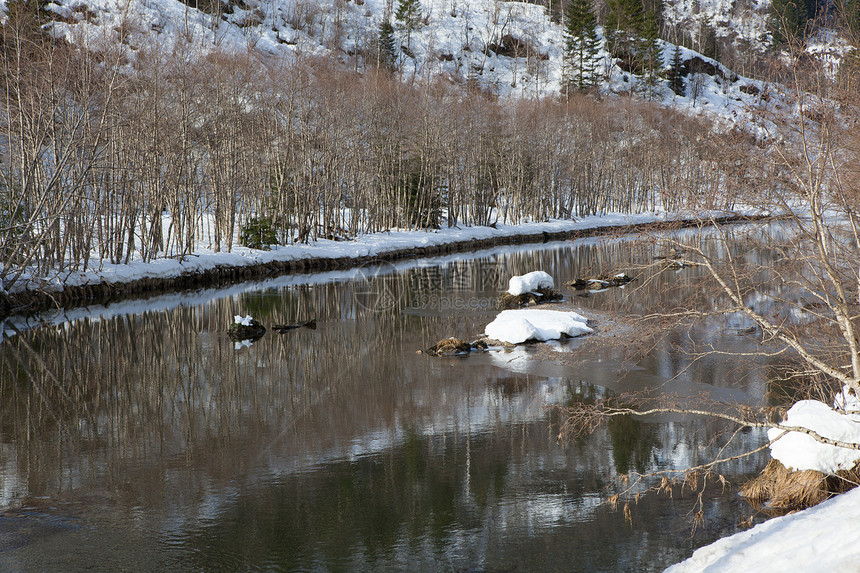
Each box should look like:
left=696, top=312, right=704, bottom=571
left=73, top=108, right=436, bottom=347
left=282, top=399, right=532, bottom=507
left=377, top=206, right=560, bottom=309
left=0, top=7, right=751, bottom=294
left=740, top=458, right=860, bottom=510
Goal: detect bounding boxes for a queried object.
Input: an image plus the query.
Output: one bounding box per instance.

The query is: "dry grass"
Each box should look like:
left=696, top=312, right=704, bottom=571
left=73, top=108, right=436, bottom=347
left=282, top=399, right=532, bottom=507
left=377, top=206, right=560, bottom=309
left=741, top=458, right=860, bottom=510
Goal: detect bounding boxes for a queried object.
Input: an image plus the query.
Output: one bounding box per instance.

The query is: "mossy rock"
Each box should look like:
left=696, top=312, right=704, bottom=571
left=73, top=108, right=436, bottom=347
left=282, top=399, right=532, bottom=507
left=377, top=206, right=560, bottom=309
left=228, top=319, right=266, bottom=341
left=498, top=287, right=562, bottom=309
left=565, top=273, right=635, bottom=290
left=425, top=337, right=489, bottom=356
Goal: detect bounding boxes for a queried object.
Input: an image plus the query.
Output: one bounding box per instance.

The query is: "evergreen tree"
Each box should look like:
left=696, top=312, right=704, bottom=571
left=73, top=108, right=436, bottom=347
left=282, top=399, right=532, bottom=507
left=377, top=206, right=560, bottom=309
left=564, top=0, right=602, bottom=91
left=605, top=0, right=646, bottom=73
left=665, top=43, right=685, bottom=97
left=698, top=19, right=718, bottom=59
left=769, top=0, right=807, bottom=47
left=638, top=13, right=662, bottom=98
left=378, top=20, right=397, bottom=71
left=395, top=0, right=423, bottom=52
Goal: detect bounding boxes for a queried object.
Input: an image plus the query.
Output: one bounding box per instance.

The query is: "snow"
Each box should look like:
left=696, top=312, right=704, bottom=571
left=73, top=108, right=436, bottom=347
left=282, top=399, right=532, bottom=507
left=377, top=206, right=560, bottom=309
left=664, top=486, right=860, bottom=572
left=7, top=211, right=708, bottom=296
left=833, top=385, right=860, bottom=414
left=767, top=400, right=860, bottom=474
left=664, top=390, right=860, bottom=572
left=32, top=0, right=805, bottom=131
left=484, top=309, right=592, bottom=344
left=233, top=314, right=254, bottom=326
left=506, top=271, right=554, bottom=296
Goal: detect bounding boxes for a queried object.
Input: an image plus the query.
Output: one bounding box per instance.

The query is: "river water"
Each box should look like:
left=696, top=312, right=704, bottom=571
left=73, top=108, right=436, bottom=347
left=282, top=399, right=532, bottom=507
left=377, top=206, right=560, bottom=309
left=0, top=229, right=777, bottom=572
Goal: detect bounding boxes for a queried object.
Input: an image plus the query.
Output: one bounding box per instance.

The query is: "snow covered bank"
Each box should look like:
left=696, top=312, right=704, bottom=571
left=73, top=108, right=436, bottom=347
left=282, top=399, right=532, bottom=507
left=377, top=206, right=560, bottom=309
left=485, top=309, right=593, bottom=344
left=664, top=486, right=860, bottom=572
left=768, top=400, right=860, bottom=473
left=9, top=212, right=678, bottom=296
left=2, top=211, right=758, bottom=319
left=668, top=389, right=860, bottom=572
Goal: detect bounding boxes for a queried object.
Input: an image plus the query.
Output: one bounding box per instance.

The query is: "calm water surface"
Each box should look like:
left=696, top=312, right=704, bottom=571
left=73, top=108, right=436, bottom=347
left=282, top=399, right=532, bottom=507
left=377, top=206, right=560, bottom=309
left=0, top=230, right=776, bottom=572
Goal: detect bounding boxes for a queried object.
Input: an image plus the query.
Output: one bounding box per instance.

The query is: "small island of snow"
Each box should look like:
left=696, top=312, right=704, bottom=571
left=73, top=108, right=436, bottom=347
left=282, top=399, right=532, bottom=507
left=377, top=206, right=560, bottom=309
left=485, top=309, right=592, bottom=344
left=507, top=271, right=554, bottom=296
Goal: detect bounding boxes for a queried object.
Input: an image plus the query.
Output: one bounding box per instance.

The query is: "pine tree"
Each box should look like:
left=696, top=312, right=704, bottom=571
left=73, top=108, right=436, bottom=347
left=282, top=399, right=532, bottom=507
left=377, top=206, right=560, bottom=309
left=378, top=20, right=397, bottom=71
left=605, top=0, right=646, bottom=73
left=564, top=0, right=602, bottom=92
left=638, top=13, right=662, bottom=98
left=395, top=0, right=423, bottom=52
left=768, top=0, right=807, bottom=47
left=698, top=19, right=718, bottom=59
left=665, top=43, right=685, bottom=97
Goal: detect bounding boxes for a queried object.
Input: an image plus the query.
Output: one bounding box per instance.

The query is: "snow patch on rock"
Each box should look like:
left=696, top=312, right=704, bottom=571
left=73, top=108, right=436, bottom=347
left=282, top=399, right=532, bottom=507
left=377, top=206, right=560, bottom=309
left=234, top=314, right=254, bottom=326
left=506, top=271, right=554, bottom=296
left=485, top=309, right=592, bottom=344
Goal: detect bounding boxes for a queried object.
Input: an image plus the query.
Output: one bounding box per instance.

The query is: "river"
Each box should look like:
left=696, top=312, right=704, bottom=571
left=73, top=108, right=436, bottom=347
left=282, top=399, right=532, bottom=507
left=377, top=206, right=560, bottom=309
left=0, top=227, right=779, bottom=572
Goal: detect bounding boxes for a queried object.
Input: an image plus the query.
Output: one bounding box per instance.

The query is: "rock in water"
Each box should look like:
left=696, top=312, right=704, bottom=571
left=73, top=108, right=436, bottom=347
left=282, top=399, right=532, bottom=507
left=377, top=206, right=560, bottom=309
left=228, top=318, right=266, bottom=341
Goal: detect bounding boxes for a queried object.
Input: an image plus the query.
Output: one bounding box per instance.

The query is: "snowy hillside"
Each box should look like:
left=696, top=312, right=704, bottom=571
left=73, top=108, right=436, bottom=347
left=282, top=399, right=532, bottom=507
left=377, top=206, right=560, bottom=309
left=24, top=0, right=794, bottom=125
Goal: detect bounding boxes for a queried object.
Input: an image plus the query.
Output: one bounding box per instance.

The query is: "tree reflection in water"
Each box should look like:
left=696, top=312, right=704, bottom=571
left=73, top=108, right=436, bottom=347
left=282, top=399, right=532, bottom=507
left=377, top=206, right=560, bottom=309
left=0, top=227, right=786, bottom=572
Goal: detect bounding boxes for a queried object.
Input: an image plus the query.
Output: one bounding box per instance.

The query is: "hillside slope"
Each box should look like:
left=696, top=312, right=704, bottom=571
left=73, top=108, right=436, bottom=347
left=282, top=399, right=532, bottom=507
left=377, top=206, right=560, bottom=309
left=25, top=0, right=793, bottom=125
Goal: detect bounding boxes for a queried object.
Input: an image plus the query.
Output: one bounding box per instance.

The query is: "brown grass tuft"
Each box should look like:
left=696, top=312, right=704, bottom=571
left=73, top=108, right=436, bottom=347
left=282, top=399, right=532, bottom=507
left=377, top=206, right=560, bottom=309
left=741, top=458, right=860, bottom=510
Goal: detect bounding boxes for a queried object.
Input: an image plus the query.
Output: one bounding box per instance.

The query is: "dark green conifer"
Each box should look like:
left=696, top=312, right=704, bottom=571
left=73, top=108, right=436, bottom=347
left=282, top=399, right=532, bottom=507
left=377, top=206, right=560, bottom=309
left=638, top=13, right=662, bottom=98
left=378, top=20, right=397, bottom=71
left=395, top=0, right=423, bottom=51
left=605, top=0, right=646, bottom=72
left=768, top=0, right=808, bottom=47
left=563, top=0, right=602, bottom=91
left=666, top=43, right=685, bottom=97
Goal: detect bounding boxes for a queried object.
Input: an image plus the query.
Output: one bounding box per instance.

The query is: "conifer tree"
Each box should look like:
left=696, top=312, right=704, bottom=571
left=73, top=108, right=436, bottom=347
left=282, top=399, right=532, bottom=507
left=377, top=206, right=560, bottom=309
left=395, top=0, right=423, bottom=52
left=564, top=0, right=602, bottom=91
left=768, top=0, right=807, bottom=47
left=605, top=0, right=646, bottom=72
left=638, top=11, right=662, bottom=98
left=665, top=43, right=685, bottom=97
left=378, top=20, right=397, bottom=71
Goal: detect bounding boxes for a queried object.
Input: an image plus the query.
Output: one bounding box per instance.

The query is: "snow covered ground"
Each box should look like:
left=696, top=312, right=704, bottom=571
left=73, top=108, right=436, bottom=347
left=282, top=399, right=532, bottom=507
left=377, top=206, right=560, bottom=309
left=666, top=386, right=860, bottom=572
left=664, top=486, right=860, bottom=572
left=30, top=0, right=789, bottom=129
left=5, top=211, right=682, bottom=295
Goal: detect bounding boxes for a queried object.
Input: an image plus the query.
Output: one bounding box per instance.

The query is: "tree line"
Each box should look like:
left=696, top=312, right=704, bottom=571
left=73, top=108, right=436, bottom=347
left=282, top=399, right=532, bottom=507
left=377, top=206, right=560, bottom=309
left=0, top=6, right=754, bottom=291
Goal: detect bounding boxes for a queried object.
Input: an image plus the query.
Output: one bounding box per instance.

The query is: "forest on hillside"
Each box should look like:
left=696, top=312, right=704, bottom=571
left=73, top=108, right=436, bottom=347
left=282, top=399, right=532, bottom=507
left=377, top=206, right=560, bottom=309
left=1, top=0, right=858, bottom=291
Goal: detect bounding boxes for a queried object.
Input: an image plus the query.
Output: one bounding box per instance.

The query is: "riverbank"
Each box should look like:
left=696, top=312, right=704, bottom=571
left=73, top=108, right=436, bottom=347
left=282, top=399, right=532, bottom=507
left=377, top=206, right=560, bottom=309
left=664, top=485, right=860, bottom=572
left=0, top=211, right=762, bottom=319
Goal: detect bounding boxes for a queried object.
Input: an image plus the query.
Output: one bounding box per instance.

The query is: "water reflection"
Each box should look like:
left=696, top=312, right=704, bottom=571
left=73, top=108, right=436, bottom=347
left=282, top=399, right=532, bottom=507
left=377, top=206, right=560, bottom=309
left=0, top=227, right=780, bottom=571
